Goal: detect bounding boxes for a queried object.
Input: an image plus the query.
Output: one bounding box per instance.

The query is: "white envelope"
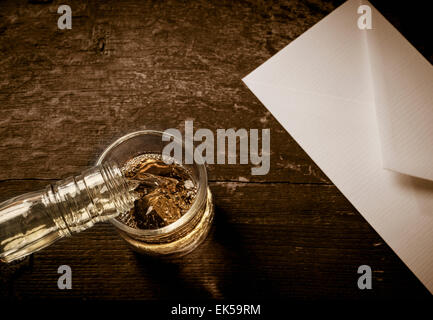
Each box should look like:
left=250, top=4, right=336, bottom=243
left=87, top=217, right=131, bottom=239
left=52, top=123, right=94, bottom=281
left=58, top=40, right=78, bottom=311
left=243, top=0, right=433, bottom=293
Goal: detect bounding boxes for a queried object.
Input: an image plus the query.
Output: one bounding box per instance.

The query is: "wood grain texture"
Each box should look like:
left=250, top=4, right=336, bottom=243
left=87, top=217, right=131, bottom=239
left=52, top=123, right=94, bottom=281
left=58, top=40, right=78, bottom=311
left=0, top=0, right=431, bottom=300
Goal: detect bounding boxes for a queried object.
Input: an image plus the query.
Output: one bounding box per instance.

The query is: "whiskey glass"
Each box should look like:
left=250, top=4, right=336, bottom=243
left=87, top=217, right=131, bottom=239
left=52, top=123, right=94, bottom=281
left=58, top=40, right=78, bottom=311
left=96, top=130, right=214, bottom=257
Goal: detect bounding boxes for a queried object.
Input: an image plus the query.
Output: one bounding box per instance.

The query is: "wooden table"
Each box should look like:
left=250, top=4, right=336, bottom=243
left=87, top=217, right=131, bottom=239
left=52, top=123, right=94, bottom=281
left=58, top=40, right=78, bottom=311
left=0, top=0, right=431, bottom=300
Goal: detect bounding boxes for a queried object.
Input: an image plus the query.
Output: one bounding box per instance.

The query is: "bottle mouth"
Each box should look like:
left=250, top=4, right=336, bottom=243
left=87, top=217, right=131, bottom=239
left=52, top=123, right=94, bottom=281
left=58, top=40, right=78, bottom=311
left=96, top=130, right=208, bottom=237
left=99, top=162, right=137, bottom=216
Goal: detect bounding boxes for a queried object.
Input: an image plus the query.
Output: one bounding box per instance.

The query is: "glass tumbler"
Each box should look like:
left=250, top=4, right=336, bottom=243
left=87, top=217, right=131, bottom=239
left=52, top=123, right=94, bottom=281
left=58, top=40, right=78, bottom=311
left=96, top=130, right=214, bottom=257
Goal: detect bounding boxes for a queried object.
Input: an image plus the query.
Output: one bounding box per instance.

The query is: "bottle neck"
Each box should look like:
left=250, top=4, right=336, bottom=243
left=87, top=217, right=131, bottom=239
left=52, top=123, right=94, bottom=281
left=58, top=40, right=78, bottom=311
left=0, top=162, right=135, bottom=263
left=45, top=162, right=135, bottom=235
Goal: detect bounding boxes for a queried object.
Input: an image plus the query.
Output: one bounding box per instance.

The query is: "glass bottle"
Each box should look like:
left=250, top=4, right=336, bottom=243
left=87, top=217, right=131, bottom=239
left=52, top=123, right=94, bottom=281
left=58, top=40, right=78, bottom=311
left=0, top=162, right=135, bottom=263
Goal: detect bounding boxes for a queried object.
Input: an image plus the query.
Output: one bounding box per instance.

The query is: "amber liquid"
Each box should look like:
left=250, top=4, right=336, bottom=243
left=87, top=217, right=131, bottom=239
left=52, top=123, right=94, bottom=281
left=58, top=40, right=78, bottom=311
left=118, top=153, right=198, bottom=230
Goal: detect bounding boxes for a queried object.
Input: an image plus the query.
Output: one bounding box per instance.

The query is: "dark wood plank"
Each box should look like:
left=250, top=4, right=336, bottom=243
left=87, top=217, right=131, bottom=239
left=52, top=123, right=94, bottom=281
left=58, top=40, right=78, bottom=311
left=0, top=0, right=335, bottom=183
left=0, top=180, right=429, bottom=299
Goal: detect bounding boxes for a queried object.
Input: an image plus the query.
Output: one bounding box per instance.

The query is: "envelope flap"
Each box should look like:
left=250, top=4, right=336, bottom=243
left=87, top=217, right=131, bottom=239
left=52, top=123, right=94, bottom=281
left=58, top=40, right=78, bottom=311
left=365, top=3, right=433, bottom=181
